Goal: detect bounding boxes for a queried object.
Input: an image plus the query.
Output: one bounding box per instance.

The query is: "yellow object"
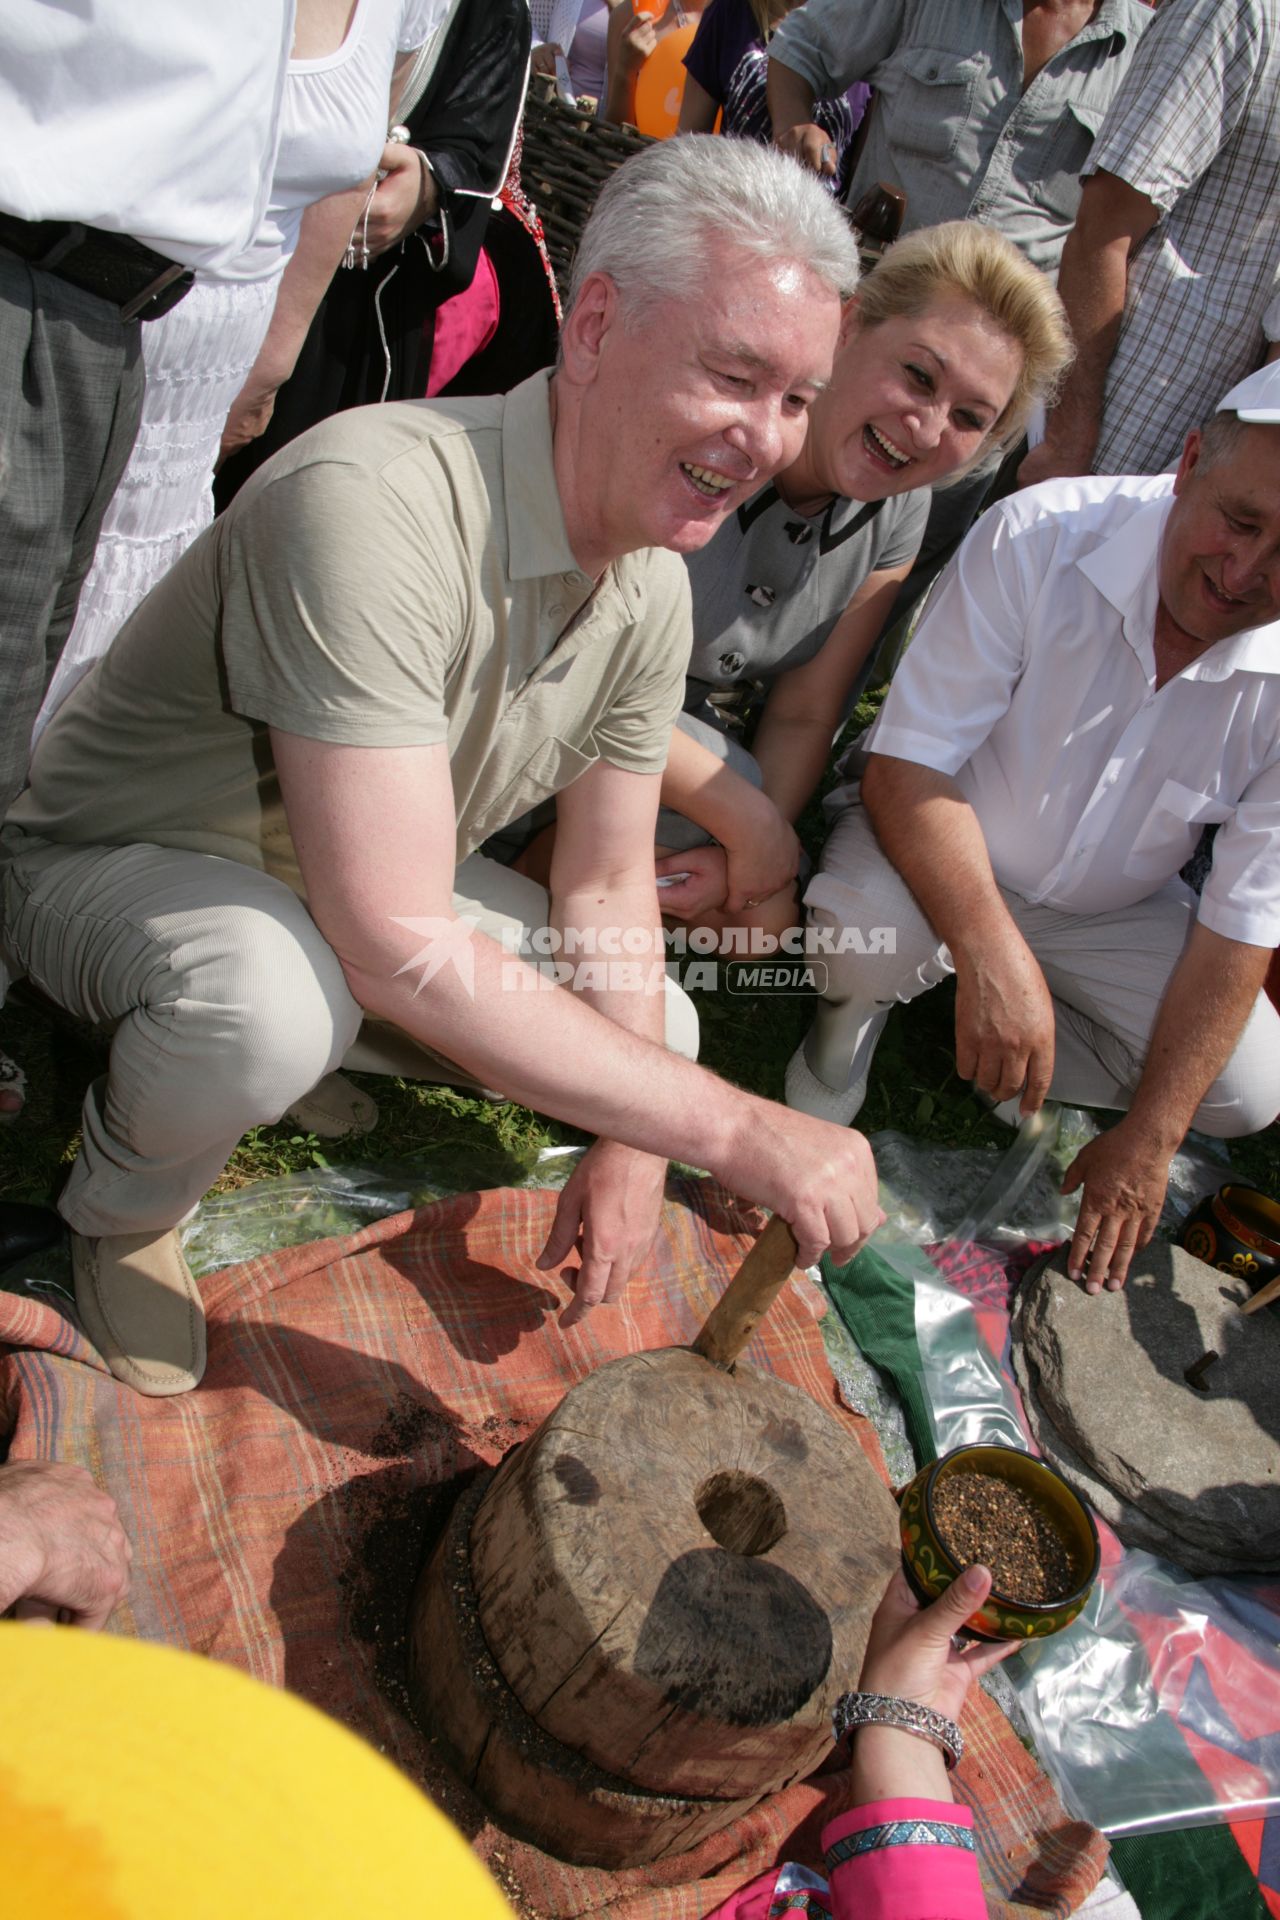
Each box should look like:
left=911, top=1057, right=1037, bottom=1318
left=0, top=1625, right=514, bottom=1919
left=633, top=24, right=697, bottom=138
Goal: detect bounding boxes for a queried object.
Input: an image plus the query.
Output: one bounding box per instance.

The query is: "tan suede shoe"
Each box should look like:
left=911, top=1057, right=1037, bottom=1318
left=71, top=1227, right=206, bottom=1397
left=284, top=1071, right=379, bottom=1139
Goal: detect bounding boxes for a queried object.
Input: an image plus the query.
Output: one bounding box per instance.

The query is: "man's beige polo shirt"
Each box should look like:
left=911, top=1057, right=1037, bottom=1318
left=8, top=371, right=692, bottom=895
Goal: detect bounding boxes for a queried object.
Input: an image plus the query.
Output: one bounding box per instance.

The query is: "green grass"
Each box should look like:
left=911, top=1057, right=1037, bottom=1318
left=0, top=683, right=1274, bottom=1209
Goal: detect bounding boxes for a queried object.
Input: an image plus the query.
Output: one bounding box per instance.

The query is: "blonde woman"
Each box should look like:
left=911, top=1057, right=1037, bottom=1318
left=649, top=221, right=1073, bottom=941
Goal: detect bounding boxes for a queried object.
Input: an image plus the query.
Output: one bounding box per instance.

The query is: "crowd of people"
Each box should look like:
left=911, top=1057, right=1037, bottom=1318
left=2, top=0, right=1279, bottom=1910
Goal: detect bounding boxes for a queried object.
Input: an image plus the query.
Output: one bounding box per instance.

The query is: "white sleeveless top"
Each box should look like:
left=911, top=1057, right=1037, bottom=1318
left=226, top=0, right=449, bottom=282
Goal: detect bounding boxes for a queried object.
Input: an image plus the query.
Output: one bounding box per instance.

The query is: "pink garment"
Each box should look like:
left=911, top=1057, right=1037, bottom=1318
left=424, top=246, right=500, bottom=395
left=708, top=1797, right=986, bottom=1920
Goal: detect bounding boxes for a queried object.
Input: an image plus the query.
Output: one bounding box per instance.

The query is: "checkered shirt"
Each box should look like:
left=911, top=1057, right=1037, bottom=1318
left=1087, top=0, right=1280, bottom=475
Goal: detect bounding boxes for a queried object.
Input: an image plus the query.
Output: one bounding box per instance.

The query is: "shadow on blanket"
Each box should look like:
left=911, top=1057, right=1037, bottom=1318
left=0, top=1177, right=1107, bottom=1920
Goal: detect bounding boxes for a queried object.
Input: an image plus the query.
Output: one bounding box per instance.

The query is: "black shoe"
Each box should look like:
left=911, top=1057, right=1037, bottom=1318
left=0, top=1203, right=64, bottom=1275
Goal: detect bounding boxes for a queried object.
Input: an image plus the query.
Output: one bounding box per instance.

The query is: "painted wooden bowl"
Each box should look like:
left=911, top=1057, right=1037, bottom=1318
left=1179, top=1184, right=1280, bottom=1294
left=898, top=1443, right=1100, bottom=1641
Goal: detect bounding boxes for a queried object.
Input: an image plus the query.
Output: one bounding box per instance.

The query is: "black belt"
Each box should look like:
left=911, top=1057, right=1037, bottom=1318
left=0, top=213, right=195, bottom=322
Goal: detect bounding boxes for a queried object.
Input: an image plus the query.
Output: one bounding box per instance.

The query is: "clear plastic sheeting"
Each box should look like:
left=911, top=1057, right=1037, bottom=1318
left=870, top=1104, right=1230, bottom=1250
left=0, top=1148, right=584, bottom=1301
left=870, top=1112, right=1280, bottom=1842
left=1013, top=1552, right=1280, bottom=1835
left=180, top=1148, right=582, bottom=1279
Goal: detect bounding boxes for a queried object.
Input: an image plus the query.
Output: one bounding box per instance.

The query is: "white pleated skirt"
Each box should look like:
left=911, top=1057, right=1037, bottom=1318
left=34, top=270, right=281, bottom=743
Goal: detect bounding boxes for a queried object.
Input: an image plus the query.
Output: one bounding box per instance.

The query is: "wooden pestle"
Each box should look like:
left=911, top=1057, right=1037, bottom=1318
left=1240, top=1270, right=1280, bottom=1316
left=691, top=1213, right=800, bottom=1370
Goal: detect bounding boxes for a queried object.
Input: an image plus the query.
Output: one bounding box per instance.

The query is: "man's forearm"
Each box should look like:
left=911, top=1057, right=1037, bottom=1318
left=661, top=726, right=783, bottom=845
left=1126, top=923, right=1273, bottom=1149
left=751, top=710, right=837, bottom=825
left=550, top=877, right=665, bottom=1050
left=347, top=915, right=763, bottom=1176
left=861, top=756, right=1016, bottom=965
left=1034, top=171, right=1157, bottom=470
left=766, top=55, right=818, bottom=139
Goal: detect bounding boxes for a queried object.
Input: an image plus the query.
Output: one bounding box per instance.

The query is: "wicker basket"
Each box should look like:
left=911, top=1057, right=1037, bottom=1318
left=520, top=83, right=654, bottom=299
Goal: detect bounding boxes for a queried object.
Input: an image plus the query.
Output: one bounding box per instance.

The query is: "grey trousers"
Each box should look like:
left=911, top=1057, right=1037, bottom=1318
left=798, top=802, right=1280, bottom=1137
left=0, top=254, right=144, bottom=815
left=1, top=836, right=699, bottom=1236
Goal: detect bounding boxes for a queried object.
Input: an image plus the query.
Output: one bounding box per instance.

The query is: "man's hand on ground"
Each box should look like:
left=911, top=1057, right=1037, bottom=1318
left=1062, top=1118, right=1169, bottom=1292
left=538, top=1138, right=668, bottom=1325
left=953, top=933, right=1055, bottom=1113
left=0, top=1460, right=131, bottom=1629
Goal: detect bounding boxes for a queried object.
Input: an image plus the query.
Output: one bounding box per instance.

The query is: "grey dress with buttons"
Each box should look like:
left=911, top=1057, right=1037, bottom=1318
left=656, top=478, right=929, bottom=850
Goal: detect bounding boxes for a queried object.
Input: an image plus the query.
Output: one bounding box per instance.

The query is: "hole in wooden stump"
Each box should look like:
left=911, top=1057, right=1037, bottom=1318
left=694, top=1470, right=786, bottom=1556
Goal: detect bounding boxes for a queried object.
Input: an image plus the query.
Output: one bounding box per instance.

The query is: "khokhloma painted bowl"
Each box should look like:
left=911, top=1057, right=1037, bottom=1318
left=1178, top=1184, right=1280, bottom=1294
left=898, top=1443, right=1100, bottom=1642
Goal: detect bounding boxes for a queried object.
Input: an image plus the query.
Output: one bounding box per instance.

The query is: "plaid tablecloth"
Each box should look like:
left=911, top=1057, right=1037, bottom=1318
left=0, top=1181, right=1107, bottom=1919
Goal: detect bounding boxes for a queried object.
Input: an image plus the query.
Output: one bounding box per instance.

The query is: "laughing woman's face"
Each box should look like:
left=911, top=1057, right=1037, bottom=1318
left=779, top=292, right=1023, bottom=511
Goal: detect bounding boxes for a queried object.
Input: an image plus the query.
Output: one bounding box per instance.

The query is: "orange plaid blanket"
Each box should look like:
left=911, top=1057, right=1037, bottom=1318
left=0, top=1179, right=1107, bottom=1919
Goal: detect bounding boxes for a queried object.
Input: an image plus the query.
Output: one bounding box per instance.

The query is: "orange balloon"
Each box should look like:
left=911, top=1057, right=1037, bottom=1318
left=633, top=22, right=697, bottom=139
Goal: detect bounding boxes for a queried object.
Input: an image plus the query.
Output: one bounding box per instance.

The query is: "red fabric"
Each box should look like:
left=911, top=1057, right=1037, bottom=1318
left=929, top=1236, right=1280, bottom=1912
left=426, top=248, right=500, bottom=396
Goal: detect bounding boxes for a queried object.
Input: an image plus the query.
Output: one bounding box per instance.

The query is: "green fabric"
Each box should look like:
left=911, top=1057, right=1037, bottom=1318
left=821, top=1239, right=939, bottom=1460
left=823, top=1237, right=1270, bottom=1920
left=1110, top=1827, right=1266, bottom=1920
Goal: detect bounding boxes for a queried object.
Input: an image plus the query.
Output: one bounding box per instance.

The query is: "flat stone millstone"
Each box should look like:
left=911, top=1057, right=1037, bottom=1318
left=1014, top=1322, right=1270, bottom=1577
left=1011, top=1245, right=1280, bottom=1574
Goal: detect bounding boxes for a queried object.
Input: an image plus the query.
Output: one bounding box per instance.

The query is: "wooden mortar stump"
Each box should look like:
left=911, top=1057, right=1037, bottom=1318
left=463, top=1345, right=900, bottom=1799
left=409, top=1475, right=764, bottom=1868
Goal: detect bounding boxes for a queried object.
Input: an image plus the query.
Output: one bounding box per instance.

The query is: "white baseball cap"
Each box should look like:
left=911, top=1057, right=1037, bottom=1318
left=1217, top=361, right=1280, bottom=422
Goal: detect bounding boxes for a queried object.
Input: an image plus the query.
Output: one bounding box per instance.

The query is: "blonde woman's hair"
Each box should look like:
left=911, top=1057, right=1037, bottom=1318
left=854, top=221, right=1074, bottom=473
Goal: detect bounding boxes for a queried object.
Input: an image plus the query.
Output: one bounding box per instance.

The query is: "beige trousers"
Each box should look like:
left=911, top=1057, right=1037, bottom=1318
left=2, top=836, right=698, bottom=1236
left=796, top=802, right=1280, bottom=1137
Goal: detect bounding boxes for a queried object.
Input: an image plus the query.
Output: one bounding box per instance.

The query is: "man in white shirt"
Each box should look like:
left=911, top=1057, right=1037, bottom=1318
left=787, top=365, right=1280, bottom=1293
left=0, top=3, right=295, bottom=1118
left=0, top=5, right=295, bottom=810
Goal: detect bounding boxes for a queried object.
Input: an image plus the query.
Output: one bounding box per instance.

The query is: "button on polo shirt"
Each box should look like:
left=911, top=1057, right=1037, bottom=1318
left=9, top=371, right=693, bottom=897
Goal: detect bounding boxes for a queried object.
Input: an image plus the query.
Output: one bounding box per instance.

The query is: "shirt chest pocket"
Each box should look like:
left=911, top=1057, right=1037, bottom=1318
left=1122, top=779, right=1234, bottom=887
left=1023, top=98, right=1105, bottom=216
left=464, top=734, right=600, bottom=850
left=882, top=48, right=984, bottom=164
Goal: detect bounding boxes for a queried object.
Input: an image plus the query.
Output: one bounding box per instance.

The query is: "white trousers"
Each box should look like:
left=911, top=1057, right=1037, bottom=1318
left=796, top=803, right=1280, bottom=1136
left=2, top=837, right=698, bottom=1235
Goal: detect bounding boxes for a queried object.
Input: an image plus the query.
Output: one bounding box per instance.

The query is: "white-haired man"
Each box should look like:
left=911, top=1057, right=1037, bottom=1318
left=788, top=365, right=1280, bottom=1294
left=1, top=138, right=881, bottom=1396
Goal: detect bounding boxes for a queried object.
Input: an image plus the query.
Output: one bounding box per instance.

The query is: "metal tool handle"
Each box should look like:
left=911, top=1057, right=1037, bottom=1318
left=691, top=1213, right=799, bottom=1370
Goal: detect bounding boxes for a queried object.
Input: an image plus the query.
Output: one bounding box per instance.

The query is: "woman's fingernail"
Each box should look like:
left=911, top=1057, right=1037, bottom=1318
left=959, top=1565, right=986, bottom=1593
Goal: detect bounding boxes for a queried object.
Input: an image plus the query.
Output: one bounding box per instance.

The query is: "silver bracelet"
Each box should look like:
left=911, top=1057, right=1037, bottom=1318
left=831, top=1689, right=964, bottom=1770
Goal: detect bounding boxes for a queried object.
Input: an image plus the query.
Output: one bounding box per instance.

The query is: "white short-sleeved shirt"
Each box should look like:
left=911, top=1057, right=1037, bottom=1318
left=233, top=0, right=449, bottom=283
left=0, top=3, right=294, bottom=274
left=864, top=472, right=1280, bottom=947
